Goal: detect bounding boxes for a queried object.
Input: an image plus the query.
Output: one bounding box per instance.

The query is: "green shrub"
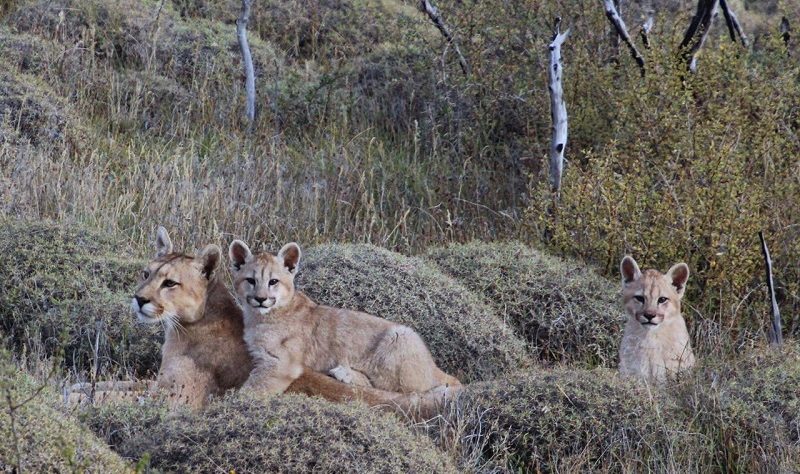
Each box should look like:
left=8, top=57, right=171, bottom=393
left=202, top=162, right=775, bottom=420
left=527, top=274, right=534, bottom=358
left=122, top=393, right=456, bottom=473
left=427, top=241, right=624, bottom=367
left=671, top=344, right=800, bottom=472
left=298, top=243, right=531, bottom=382
left=0, top=219, right=159, bottom=378
left=0, top=353, right=130, bottom=472
left=457, top=368, right=680, bottom=472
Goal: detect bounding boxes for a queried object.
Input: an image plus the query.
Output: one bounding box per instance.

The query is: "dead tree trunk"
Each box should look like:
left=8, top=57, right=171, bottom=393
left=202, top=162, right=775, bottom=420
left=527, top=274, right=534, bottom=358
left=603, top=0, right=645, bottom=76
left=719, top=0, right=747, bottom=46
left=420, top=0, right=469, bottom=76
left=640, top=15, right=654, bottom=49
left=237, top=0, right=256, bottom=129
left=680, top=0, right=719, bottom=72
left=759, top=231, right=783, bottom=346
left=548, top=18, right=569, bottom=196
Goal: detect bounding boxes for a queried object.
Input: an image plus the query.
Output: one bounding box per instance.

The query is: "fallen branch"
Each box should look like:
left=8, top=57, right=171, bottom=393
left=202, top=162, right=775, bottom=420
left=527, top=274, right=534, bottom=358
left=237, top=0, right=256, bottom=129
left=603, top=0, right=645, bottom=76
left=548, top=18, right=569, bottom=196
left=420, top=0, right=469, bottom=76
left=759, top=231, right=783, bottom=346
left=719, top=0, right=747, bottom=46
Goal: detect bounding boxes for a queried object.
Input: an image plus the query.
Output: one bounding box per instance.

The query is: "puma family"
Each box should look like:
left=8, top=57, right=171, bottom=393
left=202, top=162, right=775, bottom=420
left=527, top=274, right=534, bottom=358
left=619, top=255, right=696, bottom=383
left=228, top=239, right=461, bottom=397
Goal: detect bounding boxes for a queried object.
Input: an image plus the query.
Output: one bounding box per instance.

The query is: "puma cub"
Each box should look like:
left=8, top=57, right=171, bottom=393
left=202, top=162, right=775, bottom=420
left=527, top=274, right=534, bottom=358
left=229, top=240, right=461, bottom=396
left=619, top=256, right=696, bottom=383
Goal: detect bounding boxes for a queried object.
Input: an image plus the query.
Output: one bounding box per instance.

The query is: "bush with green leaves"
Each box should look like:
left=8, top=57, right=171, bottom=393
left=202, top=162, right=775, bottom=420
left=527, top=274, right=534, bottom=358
left=427, top=241, right=624, bottom=367
left=0, top=219, right=159, bottom=378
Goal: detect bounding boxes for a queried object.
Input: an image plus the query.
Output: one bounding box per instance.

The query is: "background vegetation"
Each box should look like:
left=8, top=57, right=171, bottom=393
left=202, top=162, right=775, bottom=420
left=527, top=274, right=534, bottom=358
left=0, top=0, right=798, bottom=471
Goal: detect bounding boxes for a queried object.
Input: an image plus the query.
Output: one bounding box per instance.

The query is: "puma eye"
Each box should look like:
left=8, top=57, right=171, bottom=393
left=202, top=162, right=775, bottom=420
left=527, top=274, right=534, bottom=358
left=633, top=295, right=645, bottom=303
left=142, top=271, right=150, bottom=280
left=245, top=278, right=256, bottom=285
left=658, top=297, right=668, bottom=304
left=268, top=279, right=279, bottom=286
left=162, top=279, right=178, bottom=288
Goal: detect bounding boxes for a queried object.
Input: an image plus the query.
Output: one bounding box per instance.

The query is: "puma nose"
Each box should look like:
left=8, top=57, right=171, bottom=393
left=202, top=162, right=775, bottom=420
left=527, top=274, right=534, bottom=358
left=254, top=296, right=267, bottom=304
left=643, top=312, right=657, bottom=321
left=135, top=295, right=150, bottom=308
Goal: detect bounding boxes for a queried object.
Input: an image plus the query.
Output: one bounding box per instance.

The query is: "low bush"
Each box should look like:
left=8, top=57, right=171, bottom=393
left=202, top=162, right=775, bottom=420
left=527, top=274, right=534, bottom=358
left=298, top=243, right=531, bottom=382
left=427, top=241, right=624, bottom=367
left=456, top=368, right=680, bottom=472
left=121, top=393, right=457, bottom=473
left=0, top=219, right=159, bottom=378
left=0, top=353, right=130, bottom=472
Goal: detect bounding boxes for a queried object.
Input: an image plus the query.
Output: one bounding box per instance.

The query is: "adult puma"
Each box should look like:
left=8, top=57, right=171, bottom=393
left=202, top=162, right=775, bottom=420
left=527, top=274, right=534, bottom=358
left=618, top=255, right=696, bottom=383
left=228, top=239, right=461, bottom=397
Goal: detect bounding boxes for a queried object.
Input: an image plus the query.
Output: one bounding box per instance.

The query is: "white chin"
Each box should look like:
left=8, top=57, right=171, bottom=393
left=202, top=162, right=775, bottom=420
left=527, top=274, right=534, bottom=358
left=257, top=307, right=272, bottom=315
left=137, top=313, right=160, bottom=324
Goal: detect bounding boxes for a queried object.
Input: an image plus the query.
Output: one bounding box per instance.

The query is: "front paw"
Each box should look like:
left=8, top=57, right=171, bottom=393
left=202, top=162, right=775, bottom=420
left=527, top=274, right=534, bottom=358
left=328, top=365, right=354, bottom=385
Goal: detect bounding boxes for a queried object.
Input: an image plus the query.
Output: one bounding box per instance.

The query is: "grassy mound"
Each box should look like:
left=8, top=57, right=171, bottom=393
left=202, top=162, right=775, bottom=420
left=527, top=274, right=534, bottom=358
left=119, top=393, right=456, bottom=473
left=672, top=344, right=800, bottom=471
left=456, top=368, right=678, bottom=472
left=298, top=243, right=530, bottom=382
left=0, top=354, right=130, bottom=472
left=427, top=241, right=624, bottom=366
left=0, top=219, right=159, bottom=378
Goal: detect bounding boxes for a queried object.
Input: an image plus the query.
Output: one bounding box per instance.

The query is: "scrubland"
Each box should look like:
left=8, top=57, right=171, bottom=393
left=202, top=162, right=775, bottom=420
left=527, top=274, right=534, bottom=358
left=0, top=0, right=798, bottom=472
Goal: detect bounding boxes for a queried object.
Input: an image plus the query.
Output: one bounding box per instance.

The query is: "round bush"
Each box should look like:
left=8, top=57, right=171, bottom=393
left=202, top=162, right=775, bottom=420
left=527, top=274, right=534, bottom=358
left=0, top=219, right=159, bottom=377
left=0, top=355, right=129, bottom=472
left=671, top=344, right=800, bottom=472
left=122, top=393, right=456, bottom=473
left=427, top=241, right=625, bottom=366
left=297, top=243, right=531, bottom=382
left=457, top=368, right=677, bottom=472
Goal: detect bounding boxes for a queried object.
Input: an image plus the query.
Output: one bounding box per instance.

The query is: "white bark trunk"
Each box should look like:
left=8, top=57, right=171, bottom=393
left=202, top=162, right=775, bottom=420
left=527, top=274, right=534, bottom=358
left=603, top=0, right=645, bottom=76
left=548, top=20, right=569, bottom=195
left=420, top=0, right=469, bottom=76
left=237, top=0, right=256, bottom=128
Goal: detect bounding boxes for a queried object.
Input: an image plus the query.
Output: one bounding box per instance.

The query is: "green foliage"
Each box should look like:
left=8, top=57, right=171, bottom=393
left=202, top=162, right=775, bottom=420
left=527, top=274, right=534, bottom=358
left=0, top=352, right=130, bottom=472
left=298, top=243, right=531, bottom=382
left=458, top=368, right=681, bottom=472
left=671, top=344, right=800, bottom=472
left=526, top=25, right=800, bottom=343
left=427, top=241, right=624, bottom=367
left=0, top=219, right=160, bottom=378
left=120, top=393, right=456, bottom=473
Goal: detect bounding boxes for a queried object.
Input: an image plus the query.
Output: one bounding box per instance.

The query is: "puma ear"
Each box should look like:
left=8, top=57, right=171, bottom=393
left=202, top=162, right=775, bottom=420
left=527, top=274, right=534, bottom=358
left=197, top=244, right=221, bottom=279
left=666, top=262, right=690, bottom=298
left=228, top=240, right=252, bottom=272
left=155, top=226, right=173, bottom=257
left=620, top=255, right=642, bottom=286
left=278, top=242, right=301, bottom=275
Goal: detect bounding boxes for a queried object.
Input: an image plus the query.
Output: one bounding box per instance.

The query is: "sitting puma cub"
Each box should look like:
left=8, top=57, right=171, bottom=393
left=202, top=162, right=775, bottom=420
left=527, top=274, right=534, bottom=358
left=619, top=256, right=696, bottom=383
left=229, top=239, right=461, bottom=396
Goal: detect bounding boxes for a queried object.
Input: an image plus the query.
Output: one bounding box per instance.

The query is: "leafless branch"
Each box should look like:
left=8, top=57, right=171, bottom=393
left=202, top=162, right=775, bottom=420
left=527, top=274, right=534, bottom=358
left=603, top=0, right=645, bottom=76
left=237, top=0, right=256, bottom=129
left=759, top=231, right=783, bottom=346
left=719, top=0, right=747, bottom=46
left=420, top=0, right=469, bottom=76
left=548, top=17, right=569, bottom=196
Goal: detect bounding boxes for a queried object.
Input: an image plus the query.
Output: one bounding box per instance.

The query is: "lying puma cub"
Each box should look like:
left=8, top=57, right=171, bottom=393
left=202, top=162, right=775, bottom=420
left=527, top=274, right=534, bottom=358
left=619, top=256, right=696, bottom=383
left=229, top=240, right=461, bottom=396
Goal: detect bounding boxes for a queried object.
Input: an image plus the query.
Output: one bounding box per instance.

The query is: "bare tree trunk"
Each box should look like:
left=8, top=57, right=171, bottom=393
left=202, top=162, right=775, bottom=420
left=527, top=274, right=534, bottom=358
left=420, top=0, right=469, bottom=76
left=719, top=0, right=747, bottom=46
left=640, top=15, right=654, bottom=49
left=603, top=0, right=645, bottom=76
left=237, top=0, right=256, bottom=129
left=681, top=0, right=719, bottom=72
left=759, top=231, right=783, bottom=346
left=548, top=18, right=569, bottom=196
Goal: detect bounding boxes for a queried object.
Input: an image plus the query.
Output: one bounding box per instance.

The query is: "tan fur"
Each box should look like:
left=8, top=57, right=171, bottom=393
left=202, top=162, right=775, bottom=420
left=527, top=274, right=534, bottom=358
left=618, top=256, right=696, bottom=383
left=229, top=240, right=462, bottom=398
left=71, top=228, right=454, bottom=419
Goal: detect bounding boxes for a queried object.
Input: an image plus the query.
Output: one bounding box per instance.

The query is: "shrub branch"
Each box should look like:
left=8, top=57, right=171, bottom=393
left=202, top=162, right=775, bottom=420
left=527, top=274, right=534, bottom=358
left=419, top=0, right=469, bottom=76
left=603, top=0, right=645, bottom=76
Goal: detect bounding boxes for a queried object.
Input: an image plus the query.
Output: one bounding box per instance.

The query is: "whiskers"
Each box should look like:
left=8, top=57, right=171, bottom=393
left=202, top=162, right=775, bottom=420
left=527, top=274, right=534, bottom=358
left=164, top=311, right=188, bottom=338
